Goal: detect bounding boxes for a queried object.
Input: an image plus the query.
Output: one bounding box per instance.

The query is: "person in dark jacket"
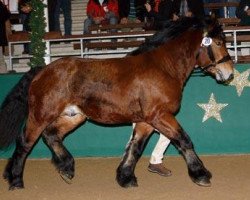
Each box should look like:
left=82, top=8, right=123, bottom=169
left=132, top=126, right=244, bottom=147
left=0, top=2, right=10, bottom=48
left=0, top=1, right=10, bottom=73
left=236, top=0, right=250, bottom=25
left=119, top=0, right=146, bottom=24
left=54, top=0, right=72, bottom=36
left=173, top=0, right=205, bottom=20
left=144, top=0, right=176, bottom=29
left=48, top=0, right=57, bottom=31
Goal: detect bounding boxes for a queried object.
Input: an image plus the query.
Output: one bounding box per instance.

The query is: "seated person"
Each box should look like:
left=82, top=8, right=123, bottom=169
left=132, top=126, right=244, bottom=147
left=172, top=0, right=205, bottom=20
left=144, top=0, right=177, bottom=29
left=83, top=0, right=119, bottom=34
left=119, top=0, right=145, bottom=24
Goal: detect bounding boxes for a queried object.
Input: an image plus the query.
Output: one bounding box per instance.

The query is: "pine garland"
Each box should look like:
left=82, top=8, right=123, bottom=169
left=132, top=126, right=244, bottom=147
left=29, top=0, right=46, bottom=68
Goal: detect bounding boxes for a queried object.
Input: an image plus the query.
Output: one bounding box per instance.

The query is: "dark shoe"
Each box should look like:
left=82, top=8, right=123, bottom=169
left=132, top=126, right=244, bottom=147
left=148, top=163, right=172, bottom=177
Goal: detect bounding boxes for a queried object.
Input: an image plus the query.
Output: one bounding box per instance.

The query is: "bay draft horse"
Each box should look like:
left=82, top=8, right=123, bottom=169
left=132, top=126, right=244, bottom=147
left=0, top=16, right=234, bottom=190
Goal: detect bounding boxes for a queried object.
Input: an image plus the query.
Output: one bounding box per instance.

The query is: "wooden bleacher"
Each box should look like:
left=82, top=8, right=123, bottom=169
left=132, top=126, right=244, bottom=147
left=73, top=23, right=148, bottom=51
left=7, top=1, right=250, bottom=70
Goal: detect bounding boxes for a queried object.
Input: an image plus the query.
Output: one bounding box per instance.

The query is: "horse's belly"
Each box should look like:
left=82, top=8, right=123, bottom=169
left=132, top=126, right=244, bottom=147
left=81, top=101, right=142, bottom=124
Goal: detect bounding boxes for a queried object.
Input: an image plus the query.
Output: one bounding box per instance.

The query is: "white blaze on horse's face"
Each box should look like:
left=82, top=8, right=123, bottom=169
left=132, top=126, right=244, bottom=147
left=214, top=59, right=234, bottom=83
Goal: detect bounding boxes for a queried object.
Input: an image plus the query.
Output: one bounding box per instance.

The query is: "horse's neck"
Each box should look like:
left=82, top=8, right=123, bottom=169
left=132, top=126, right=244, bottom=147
left=159, top=31, right=202, bottom=86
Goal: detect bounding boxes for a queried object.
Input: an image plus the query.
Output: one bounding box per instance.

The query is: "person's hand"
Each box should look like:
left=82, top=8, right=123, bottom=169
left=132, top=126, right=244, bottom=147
left=103, top=6, right=109, bottom=13
left=145, top=3, right=151, bottom=12
left=93, top=17, right=104, bottom=24
left=247, top=9, right=250, bottom=16
left=185, top=11, right=193, bottom=17
left=120, top=17, right=128, bottom=24
left=135, top=18, right=141, bottom=23
left=173, top=14, right=179, bottom=21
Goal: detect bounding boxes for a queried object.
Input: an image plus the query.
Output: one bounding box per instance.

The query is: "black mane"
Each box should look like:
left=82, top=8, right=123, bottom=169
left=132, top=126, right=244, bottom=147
left=129, top=16, right=223, bottom=56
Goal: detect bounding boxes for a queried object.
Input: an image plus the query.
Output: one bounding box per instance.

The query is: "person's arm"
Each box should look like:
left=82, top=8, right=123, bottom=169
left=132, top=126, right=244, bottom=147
left=172, top=0, right=181, bottom=17
left=145, top=2, right=156, bottom=17
left=135, top=0, right=147, bottom=22
left=187, top=0, right=205, bottom=19
left=236, top=0, right=249, bottom=19
left=118, top=0, right=130, bottom=19
left=107, top=0, right=119, bottom=17
left=158, top=0, right=176, bottom=21
left=87, top=0, right=104, bottom=23
left=0, top=2, right=10, bottom=22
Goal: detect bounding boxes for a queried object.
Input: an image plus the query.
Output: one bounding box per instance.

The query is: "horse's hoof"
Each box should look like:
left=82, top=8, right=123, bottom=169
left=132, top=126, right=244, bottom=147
left=122, top=179, right=138, bottom=188
left=192, top=177, right=211, bottom=187
left=59, top=171, right=73, bottom=184
left=116, top=175, right=138, bottom=188
left=9, top=182, right=24, bottom=190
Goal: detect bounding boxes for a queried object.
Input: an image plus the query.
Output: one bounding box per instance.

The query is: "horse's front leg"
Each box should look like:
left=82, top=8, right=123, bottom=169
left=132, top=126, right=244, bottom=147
left=116, top=122, right=154, bottom=188
left=152, top=113, right=212, bottom=187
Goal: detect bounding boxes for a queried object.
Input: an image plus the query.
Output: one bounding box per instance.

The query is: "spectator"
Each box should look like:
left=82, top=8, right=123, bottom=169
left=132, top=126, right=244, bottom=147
left=236, top=0, right=250, bottom=25
left=228, top=0, right=240, bottom=17
left=119, top=0, right=145, bottom=24
left=54, top=0, right=72, bottom=36
left=173, top=0, right=205, bottom=20
left=0, top=1, right=10, bottom=73
left=19, top=0, right=32, bottom=54
left=144, top=0, right=177, bottom=29
left=203, top=0, right=224, bottom=17
left=145, top=0, right=205, bottom=177
left=83, top=0, right=119, bottom=34
left=48, top=0, right=57, bottom=31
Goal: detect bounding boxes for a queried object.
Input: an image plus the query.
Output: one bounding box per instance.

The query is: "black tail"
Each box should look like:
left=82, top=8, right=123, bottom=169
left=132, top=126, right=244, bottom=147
left=0, top=67, right=43, bottom=149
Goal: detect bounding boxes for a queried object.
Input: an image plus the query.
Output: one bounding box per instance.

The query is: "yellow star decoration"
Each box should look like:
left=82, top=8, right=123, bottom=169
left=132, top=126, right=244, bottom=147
left=197, top=93, right=228, bottom=123
left=229, top=69, right=250, bottom=96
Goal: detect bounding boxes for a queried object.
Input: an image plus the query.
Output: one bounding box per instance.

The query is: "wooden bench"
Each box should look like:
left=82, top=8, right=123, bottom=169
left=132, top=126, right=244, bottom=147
left=218, top=17, right=241, bottom=26
left=89, top=22, right=145, bottom=33
left=8, top=31, right=63, bottom=42
left=204, top=2, right=239, bottom=10
left=73, top=31, right=154, bottom=51
left=204, top=2, right=239, bottom=18
left=73, top=23, right=152, bottom=51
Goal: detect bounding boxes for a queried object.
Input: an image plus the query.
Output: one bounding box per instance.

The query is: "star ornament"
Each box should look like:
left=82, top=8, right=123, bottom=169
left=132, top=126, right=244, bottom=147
left=197, top=93, right=228, bottom=123
left=229, top=69, right=250, bottom=96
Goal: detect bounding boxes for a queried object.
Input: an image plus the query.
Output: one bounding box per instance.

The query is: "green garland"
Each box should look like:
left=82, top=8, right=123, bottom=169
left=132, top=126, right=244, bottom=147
left=29, top=0, right=46, bottom=68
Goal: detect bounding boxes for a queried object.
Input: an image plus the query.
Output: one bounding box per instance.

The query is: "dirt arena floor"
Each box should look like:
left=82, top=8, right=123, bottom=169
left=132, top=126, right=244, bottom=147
left=0, top=155, right=250, bottom=200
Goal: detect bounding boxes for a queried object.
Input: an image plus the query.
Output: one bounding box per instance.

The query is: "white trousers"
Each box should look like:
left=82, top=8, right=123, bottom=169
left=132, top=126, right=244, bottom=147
left=149, top=133, right=170, bottom=164
left=132, top=123, right=171, bottom=164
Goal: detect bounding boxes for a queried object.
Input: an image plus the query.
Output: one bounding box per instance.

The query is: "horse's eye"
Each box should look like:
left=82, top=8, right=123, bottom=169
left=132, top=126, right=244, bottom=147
left=216, top=41, right=222, bottom=46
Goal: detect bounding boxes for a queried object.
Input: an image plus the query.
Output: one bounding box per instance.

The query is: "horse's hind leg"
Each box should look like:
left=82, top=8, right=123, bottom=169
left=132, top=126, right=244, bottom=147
left=42, top=112, right=86, bottom=184
left=116, top=122, right=154, bottom=187
left=3, top=123, right=45, bottom=190
left=152, top=113, right=212, bottom=187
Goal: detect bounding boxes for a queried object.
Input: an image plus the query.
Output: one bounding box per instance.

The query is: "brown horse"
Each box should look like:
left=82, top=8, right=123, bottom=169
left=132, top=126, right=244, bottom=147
left=0, top=16, right=234, bottom=190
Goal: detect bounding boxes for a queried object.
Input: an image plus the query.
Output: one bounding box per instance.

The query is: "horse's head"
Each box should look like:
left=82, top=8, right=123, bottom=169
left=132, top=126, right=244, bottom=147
left=196, top=16, right=234, bottom=84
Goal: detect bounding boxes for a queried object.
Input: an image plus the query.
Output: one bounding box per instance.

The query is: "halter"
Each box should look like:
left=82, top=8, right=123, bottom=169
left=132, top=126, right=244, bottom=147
left=202, top=44, right=231, bottom=73
left=193, top=36, right=231, bottom=76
